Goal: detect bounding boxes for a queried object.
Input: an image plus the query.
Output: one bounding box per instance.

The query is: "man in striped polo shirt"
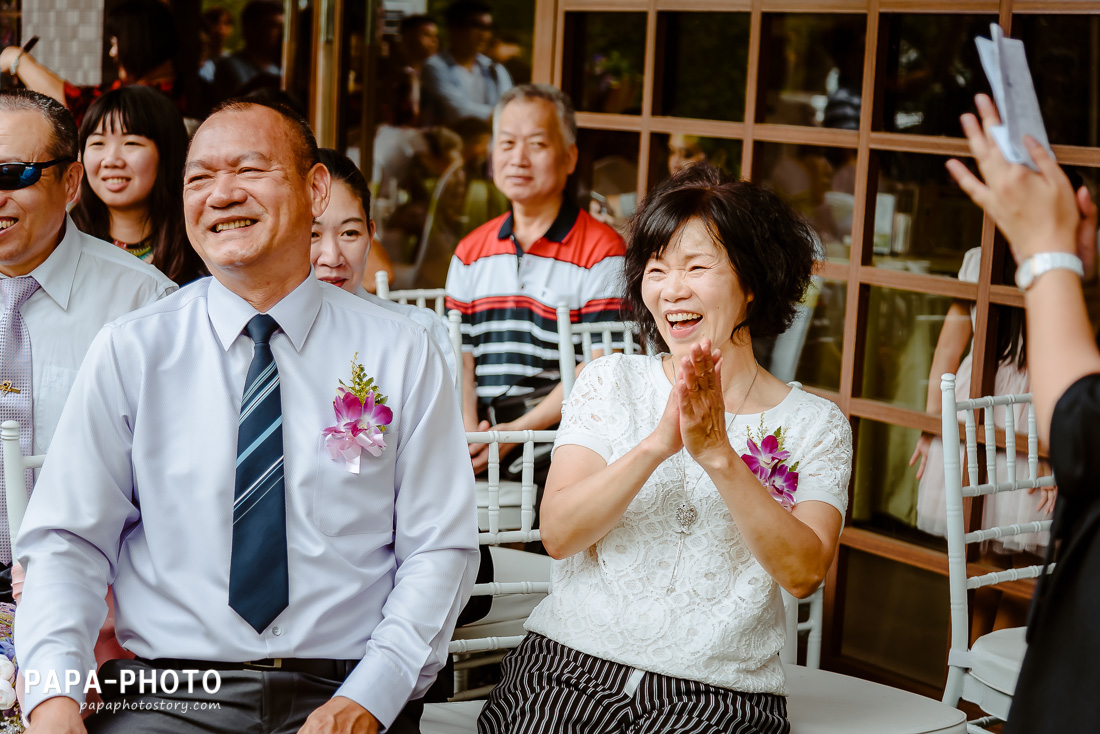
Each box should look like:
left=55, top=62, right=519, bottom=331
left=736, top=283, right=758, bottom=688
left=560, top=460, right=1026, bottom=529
left=445, top=84, right=625, bottom=473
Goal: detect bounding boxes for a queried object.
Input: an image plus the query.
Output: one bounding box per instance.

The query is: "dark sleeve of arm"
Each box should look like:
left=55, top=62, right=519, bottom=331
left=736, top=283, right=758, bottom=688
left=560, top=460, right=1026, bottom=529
left=1049, top=373, right=1100, bottom=505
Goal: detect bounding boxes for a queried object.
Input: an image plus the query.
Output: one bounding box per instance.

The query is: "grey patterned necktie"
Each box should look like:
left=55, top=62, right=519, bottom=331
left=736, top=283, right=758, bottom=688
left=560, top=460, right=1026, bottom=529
left=0, top=276, right=40, bottom=564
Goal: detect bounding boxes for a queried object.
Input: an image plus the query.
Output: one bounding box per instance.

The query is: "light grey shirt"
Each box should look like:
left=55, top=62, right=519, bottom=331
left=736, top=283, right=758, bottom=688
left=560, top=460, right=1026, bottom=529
left=15, top=273, right=479, bottom=727
left=355, top=286, right=457, bottom=382
left=421, top=52, right=513, bottom=125
left=7, top=217, right=176, bottom=454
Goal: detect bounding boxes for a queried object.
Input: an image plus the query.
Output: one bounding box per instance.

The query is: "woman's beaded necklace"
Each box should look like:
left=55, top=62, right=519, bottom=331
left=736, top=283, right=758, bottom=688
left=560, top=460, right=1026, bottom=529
left=112, top=237, right=153, bottom=261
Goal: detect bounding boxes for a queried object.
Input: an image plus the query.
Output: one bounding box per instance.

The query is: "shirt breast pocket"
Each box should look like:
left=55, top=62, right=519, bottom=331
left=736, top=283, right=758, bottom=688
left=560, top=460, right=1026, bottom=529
left=312, top=441, right=396, bottom=538
left=34, top=364, right=80, bottom=451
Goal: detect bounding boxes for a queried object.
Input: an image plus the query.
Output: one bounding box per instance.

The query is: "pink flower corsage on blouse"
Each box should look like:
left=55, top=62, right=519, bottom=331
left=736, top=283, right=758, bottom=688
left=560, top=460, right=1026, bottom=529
left=741, top=418, right=800, bottom=510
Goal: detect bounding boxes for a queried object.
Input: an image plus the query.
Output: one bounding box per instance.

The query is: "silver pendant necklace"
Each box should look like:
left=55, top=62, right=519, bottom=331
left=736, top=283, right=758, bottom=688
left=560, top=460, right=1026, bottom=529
left=666, top=359, right=760, bottom=593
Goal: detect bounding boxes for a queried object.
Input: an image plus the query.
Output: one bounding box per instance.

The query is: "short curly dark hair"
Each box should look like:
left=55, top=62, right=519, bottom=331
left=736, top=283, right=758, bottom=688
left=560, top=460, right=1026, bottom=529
left=623, top=162, right=818, bottom=352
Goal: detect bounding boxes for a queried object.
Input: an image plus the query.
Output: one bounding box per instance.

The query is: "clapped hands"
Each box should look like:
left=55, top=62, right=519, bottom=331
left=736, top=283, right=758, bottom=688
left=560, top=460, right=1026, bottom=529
left=652, top=339, right=738, bottom=468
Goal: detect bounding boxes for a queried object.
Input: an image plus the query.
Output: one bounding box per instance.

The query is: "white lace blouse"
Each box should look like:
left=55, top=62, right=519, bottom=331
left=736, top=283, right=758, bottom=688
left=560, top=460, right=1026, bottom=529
left=524, top=354, right=852, bottom=695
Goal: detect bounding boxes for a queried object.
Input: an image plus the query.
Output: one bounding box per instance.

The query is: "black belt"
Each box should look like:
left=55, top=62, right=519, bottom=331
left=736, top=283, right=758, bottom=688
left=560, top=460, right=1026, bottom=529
left=137, top=657, right=360, bottom=681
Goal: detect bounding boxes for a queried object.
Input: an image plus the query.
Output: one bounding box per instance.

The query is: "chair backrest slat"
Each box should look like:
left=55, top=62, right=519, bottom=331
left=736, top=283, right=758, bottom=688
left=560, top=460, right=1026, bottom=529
left=983, top=406, right=997, bottom=489
left=1028, top=407, right=1040, bottom=481
left=964, top=409, right=979, bottom=489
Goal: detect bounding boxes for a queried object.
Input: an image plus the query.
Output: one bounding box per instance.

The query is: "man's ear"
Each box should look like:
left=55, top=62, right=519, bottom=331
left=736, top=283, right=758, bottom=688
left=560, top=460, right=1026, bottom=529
left=308, top=162, right=332, bottom=219
left=367, top=219, right=377, bottom=242
left=63, top=160, right=84, bottom=207
left=565, top=144, right=578, bottom=176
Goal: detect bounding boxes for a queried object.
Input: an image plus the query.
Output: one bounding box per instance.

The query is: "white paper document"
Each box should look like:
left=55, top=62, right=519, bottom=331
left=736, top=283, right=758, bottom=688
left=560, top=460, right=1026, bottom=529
left=975, top=23, right=1054, bottom=171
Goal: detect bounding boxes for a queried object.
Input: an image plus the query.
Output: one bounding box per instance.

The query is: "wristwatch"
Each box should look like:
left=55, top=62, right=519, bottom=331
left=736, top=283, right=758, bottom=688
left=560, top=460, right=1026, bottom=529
left=1015, top=252, right=1084, bottom=291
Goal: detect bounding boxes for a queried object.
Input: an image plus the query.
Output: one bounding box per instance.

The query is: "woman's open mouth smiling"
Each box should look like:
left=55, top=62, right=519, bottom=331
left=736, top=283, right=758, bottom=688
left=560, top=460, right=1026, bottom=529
left=667, top=311, right=702, bottom=334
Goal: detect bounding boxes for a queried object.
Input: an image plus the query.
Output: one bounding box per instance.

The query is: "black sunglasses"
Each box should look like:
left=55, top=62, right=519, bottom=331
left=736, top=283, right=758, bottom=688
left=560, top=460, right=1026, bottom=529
left=0, top=158, right=74, bottom=191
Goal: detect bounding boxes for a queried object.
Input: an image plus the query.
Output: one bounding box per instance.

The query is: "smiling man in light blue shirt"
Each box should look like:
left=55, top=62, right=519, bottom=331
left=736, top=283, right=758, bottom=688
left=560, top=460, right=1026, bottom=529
left=15, top=99, right=478, bottom=734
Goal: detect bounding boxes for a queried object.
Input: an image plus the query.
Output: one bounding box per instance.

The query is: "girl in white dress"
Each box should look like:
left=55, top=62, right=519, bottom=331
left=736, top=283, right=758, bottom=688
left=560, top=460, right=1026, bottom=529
left=478, top=163, right=852, bottom=734
left=912, top=247, right=1056, bottom=554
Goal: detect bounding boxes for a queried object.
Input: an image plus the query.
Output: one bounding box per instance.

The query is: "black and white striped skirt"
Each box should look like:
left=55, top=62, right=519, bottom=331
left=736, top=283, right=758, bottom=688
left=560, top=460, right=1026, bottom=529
left=477, top=633, right=789, bottom=734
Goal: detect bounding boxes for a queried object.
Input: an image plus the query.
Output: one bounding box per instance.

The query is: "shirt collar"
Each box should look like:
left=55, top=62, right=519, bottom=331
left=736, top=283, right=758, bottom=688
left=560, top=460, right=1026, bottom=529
left=440, top=51, right=495, bottom=71
left=207, top=269, right=321, bottom=353
left=17, top=215, right=81, bottom=310
left=497, top=197, right=579, bottom=244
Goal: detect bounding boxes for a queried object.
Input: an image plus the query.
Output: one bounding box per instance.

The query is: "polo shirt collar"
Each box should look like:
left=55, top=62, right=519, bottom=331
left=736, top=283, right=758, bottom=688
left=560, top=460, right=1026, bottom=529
left=18, top=215, right=81, bottom=310
left=497, top=197, right=580, bottom=244
left=208, top=269, right=321, bottom=353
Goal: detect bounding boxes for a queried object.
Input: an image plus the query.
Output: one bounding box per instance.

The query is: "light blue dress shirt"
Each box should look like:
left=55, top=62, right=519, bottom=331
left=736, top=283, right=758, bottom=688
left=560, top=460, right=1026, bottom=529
left=14, top=273, right=479, bottom=728
left=421, top=52, right=514, bottom=125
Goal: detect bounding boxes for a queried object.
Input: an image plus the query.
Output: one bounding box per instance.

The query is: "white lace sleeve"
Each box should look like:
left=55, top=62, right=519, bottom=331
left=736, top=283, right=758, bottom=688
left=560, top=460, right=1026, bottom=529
left=553, top=355, right=621, bottom=462
left=791, top=400, right=853, bottom=522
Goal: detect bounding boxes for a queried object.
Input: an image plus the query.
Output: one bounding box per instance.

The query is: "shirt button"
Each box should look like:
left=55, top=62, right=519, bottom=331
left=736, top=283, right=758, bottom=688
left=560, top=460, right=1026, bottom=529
left=272, top=626, right=283, bottom=636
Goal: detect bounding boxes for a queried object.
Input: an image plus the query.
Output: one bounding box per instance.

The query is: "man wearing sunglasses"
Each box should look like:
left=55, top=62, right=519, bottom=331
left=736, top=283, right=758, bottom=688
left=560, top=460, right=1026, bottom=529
left=0, top=89, right=175, bottom=572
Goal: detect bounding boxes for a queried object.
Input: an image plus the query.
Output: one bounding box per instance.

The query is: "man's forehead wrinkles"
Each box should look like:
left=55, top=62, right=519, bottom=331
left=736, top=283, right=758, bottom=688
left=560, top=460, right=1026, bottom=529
left=498, top=128, right=550, bottom=139
left=185, top=151, right=273, bottom=170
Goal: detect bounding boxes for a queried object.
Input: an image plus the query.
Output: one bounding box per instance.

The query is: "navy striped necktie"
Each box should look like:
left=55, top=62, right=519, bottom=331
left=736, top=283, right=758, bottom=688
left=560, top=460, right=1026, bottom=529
left=229, top=314, right=289, bottom=633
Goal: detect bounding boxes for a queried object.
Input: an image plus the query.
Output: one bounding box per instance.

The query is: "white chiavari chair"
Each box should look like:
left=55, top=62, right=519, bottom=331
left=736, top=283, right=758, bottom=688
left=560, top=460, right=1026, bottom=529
left=555, top=302, right=641, bottom=399
left=446, top=430, right=555, bottom=699
left=375, top=271, right=447, bottom=317
left=939, top=374, right=1054, bottom=733
left=1, top=420, right=43, bottom=541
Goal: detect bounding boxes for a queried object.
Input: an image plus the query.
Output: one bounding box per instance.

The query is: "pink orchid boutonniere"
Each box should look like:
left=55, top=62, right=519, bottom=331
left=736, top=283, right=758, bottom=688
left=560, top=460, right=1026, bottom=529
left=740, top=418, right=800, bottom=510
left=322, top=352, right=392, bottom=474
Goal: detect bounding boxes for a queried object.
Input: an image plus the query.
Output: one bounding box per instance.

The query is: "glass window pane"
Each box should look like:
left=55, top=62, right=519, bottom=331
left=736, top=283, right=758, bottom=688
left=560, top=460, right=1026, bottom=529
left=792, top=278, right=845, bottom=393
left=755, top=277, right=846, bottom=393
left=861, top=286, right=960, bottom=413
left=575, top=129, right=640, bottom=236
left=871, top=152, right=984, bottom=277
left=648, top=133, right=742, bottom=187
left=840, top=547, right=949, bottom=688
left=876, top=13, right=995, bottom=137
left=851, top=417, right=941, bottom=540
left=373, top=127, right=468, bottom=289
left=758, top=13, right=866, bottom=128
left=563, top=12, right=646, bottom=115
left=1013, top=15, right=1100, bottom=148
left=754, top=142, right=859, bottom=263
left=656, top=12, right=749, bottom=122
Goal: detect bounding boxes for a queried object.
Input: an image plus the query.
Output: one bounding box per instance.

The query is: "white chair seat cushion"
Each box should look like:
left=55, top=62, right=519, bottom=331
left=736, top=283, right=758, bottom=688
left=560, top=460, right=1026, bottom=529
left=452, top=547, right=551, bottom=641
left=421, top=666, right=966, bottom=734
left=785, top=665, right=965, bottom=734
left=967, top=625, right=1026, bottom=696
left=422, top=700, right=484, bottom=734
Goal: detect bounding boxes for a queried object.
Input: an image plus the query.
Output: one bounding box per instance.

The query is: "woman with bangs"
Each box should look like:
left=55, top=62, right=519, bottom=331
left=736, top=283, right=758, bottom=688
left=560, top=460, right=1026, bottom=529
left=478, top=163, right=852, bottom=734
left=72, top=85, right=206, bottom=285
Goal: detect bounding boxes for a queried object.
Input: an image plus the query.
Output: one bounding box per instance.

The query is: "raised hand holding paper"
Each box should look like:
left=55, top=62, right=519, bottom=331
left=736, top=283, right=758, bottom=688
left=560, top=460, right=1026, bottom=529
left=975, top=23, right=1054, bottom=172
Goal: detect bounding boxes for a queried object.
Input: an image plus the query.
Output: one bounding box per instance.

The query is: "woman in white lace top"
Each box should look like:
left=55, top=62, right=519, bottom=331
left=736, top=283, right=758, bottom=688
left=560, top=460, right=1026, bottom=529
left=478, top=163, right=852, bottom=734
